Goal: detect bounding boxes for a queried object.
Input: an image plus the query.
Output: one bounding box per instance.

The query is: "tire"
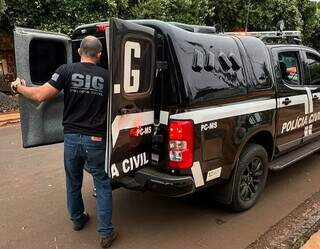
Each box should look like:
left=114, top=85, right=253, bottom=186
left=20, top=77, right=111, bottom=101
left=230, top=143, right=269, bottom=212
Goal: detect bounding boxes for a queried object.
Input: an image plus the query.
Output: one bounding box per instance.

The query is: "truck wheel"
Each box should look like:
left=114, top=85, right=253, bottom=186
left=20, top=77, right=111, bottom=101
left=230, top=143, right=269, bottom=212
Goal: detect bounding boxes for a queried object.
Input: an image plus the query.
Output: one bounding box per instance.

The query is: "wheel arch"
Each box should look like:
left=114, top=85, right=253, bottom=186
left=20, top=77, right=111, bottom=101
left=244, top=130, right=275, bottom=161
left=232, top=129, right=275, bottom=172
left=213, top=129, right=274, bottom=206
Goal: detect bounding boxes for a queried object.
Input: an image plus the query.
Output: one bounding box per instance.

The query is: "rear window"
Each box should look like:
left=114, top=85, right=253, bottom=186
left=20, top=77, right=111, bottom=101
left=123, top=38, right=153, bottom=95
left=174, top=33, right=247, bottom=103
left=29, top=39, right=67, bottom=84
left=72, top=37, right=108, bottom=70
left=240, top=36, right=272, bottom=89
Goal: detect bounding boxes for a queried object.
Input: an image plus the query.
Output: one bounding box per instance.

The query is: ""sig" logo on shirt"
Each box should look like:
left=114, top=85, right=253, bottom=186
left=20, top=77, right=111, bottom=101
left=71, top=74, right=104, bottom=91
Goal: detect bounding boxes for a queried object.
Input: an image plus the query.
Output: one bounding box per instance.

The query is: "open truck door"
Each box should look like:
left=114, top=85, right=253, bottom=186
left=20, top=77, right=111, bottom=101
left=106, top=18, right=156, bottom=181
left=14, top=28, right=72, bottom=148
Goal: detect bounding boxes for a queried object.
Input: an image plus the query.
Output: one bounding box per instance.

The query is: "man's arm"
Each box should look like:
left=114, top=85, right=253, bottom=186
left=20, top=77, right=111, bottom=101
left=12, top=78, right=59, bottom=103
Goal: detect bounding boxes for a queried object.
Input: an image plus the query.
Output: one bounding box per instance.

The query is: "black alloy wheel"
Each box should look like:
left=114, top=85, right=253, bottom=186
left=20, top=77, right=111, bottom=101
left=239, top=157, right=264, bottom=202
left=231, top=143, right=269, bottom=212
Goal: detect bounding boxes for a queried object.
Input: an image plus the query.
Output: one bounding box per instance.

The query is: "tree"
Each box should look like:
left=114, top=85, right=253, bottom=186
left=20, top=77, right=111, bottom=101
left=0, top=0, right=6, bottom=16
left=129, top=0, right=214, bottom=25
left=309, top=2, right=320, bottom=50
left=1, top=0, right=129, bottom=33
left=0, top=0, right=319, bottom=50
left=205, top=0, right=303, bottom=32
left=296, top=0, right=319, bottom=46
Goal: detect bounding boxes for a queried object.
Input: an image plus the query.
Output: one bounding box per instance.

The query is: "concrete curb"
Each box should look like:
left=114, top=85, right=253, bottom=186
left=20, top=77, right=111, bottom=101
left=246, top=191, right=320, bottom=249
left=0, top=112, right=20, bottom=127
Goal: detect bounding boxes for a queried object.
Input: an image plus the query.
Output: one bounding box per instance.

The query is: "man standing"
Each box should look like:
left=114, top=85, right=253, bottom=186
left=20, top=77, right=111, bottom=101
left=11, top=36, right=117, bottom=248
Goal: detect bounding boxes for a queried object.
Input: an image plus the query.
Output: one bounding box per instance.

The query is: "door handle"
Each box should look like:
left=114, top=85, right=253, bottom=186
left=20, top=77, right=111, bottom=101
left=119, top=107, right=130, bottom=115
left=118, top=104, right=134, bottom=115
left=282, top=98, right=291, bottom=105
left=313, top=95, right=319, bottom=101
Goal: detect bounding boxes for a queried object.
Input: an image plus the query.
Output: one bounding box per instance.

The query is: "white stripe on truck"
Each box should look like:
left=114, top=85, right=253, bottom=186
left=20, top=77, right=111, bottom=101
left=170, top=98, right=277, bottom=124
left=112, top=111, right=154, bottom=147
left=191, top=161, right=205, bottom=187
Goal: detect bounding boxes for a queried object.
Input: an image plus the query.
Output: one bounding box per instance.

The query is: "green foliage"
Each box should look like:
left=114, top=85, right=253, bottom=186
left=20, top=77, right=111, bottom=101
left=130, top=0, right=214, bottom=25
left=0, top=0, right=319, bottom=49
left=0, top=0, right=6, bottom=16
left=296, top=0, right=319, bottom=47
left=2, top=0, right=128, bottom=33
left=205, top=0, right=303, bottom=31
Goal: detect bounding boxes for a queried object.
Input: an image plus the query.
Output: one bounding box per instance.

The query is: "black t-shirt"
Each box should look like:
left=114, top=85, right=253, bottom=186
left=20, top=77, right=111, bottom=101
left=48, top=62, right=108, bottom=137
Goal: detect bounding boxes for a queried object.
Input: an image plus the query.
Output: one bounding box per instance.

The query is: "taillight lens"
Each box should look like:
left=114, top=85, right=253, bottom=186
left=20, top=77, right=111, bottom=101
left=96, top=23, right=109, bottom=33
left=168, top=120, right=194, bottom=169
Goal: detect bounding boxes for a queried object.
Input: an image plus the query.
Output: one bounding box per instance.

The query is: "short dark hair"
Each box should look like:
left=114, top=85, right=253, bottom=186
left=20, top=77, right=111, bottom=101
left=79, top=36, right=102, bottom=57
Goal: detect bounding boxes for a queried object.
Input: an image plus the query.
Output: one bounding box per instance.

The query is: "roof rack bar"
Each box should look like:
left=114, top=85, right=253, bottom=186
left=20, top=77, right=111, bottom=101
left=225, top=30, right=302, bottom=45
left=226, top=30, right=302, bottom=37
left=167, top=22, right=302, bottom=45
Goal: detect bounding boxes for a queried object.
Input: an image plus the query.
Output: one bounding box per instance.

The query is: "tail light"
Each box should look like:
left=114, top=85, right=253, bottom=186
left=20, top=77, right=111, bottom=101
left=96, top=23, right=109, bottom=33
left=168, top=120, right=194, bottom=169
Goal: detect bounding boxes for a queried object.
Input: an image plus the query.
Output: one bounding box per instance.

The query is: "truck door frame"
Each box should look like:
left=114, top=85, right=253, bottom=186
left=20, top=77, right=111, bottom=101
left=271, top=47, right=310, bottom=153
left=301, top=48, right=320, bottom=142
left=105, top=18, right=157, bottom=181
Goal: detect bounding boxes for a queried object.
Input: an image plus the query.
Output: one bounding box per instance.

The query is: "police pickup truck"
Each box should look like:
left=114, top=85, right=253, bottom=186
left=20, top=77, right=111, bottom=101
left=14, top=18, right=320, bottom=211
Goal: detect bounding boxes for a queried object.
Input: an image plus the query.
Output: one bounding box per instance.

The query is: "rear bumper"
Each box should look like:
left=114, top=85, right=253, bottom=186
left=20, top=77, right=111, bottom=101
left=134, top=167, right=195, bottom=197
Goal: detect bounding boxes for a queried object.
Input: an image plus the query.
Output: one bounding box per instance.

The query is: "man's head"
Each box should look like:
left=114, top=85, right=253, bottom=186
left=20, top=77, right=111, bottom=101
left=78, top=36, right=102, bottom=64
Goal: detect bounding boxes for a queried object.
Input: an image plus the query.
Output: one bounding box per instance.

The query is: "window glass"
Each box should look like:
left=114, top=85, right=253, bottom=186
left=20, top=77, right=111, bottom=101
left=178, top=35, right=247, bottom=103
left=115, top=38, right=153, bottom=97
left=30, top=39, right=67, bottom=85
left=72, top=37, right=108, bottom=69
left=278, top=51, right=301, bottom=85
left=240, top=37, right=272, bottom=89
left=306, top=52, right=320, bottom=86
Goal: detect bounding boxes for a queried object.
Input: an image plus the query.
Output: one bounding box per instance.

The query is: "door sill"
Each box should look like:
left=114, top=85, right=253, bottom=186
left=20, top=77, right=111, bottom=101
left=270, top=138, right=320, bottom=170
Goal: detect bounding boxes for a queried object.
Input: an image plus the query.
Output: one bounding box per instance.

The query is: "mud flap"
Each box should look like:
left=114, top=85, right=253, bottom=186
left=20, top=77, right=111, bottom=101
left=211, top=160, right=239, bottom=205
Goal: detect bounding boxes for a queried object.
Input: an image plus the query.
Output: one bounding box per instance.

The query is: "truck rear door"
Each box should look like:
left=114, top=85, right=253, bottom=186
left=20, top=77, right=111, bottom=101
left=106, top=18, right=157, bottom=180
left=14, top=28, right=72, bottom=147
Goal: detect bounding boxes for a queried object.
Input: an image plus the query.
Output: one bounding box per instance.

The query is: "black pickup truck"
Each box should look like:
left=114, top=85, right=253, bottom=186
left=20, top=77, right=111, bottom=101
left=14, top=18, right=320, bottom=211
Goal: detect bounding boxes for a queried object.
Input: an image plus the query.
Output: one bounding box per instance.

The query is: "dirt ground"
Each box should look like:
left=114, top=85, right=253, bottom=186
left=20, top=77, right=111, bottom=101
left=1, top=125, right=320, bottom=249
left=0, top=92, right=18, bottom=113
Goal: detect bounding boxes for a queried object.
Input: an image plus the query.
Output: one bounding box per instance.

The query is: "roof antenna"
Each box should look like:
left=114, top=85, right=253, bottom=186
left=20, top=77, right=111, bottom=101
left=277, top=20, right=285, bottom=35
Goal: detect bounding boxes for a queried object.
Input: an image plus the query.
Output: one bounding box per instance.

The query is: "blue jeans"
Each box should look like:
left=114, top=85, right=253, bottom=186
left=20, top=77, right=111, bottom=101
left=64, top=133, right=113, bottom=238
